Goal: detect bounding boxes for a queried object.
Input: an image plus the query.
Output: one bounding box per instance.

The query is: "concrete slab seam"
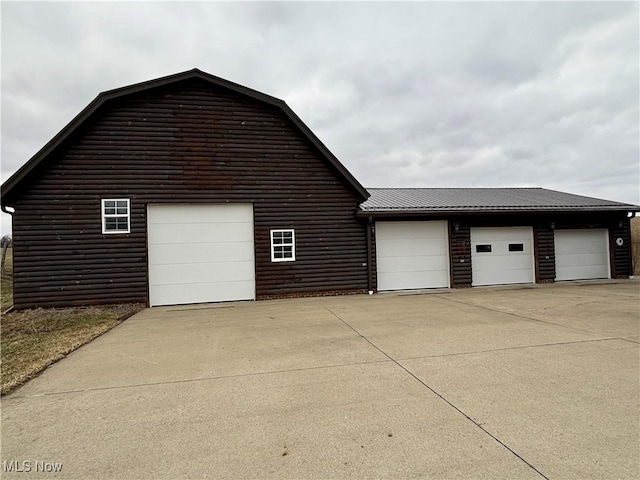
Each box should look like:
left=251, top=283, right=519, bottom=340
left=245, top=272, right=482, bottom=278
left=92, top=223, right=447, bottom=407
left=4, top=358, right=392, bottom=400
left=323, top=305, right=550, bottom=480
left=437, top=295, right=609, bottom=336
left=396, top=336, right=624, bottom=361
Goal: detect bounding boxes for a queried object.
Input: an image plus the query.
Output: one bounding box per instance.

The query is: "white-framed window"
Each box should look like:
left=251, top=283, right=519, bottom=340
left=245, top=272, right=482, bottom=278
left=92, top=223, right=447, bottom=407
left=101, top=199, right=130, bottom=234
left=270, top=229, right=295, bottom=262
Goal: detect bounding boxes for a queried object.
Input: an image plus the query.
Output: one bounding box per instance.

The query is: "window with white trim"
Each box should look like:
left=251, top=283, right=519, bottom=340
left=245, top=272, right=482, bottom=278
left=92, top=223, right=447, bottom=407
left=101, top=199, right=130, bottom=234
left=270, top=229, right=295, bottom=262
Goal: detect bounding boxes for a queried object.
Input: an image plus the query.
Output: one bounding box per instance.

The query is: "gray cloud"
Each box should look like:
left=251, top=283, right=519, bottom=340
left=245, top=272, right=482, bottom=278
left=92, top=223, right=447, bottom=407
left=2, top=1, right=638, bottom=234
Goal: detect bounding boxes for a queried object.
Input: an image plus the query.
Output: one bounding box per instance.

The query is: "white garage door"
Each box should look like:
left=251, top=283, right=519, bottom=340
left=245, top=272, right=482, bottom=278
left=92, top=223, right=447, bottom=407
left=471, top=227, right=534, bottom=286
left=554, top=229, right=609, bottom=281
left=147, top=204, right=255, bottom=306
left=376, top=221, right=449, bottom=291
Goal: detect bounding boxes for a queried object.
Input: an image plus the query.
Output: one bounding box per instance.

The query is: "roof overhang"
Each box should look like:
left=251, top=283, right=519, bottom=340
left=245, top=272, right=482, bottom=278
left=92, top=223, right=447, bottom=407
left=356, top=208, right=637, bottom=219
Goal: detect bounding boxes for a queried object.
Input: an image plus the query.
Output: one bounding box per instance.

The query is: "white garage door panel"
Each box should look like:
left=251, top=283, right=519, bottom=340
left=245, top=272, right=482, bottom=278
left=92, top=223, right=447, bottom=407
left=150, top=281, right=255, bottom=307
left=377, top=255, right=449, bottom=273
left=150, top=204, right=249, bottom=224
left=378, top=272, right=445, bottom=291
left=377, top=221, right=442, bottom=238
left=377, top=268, right=448, bottom=290
left=554, top=229, right=609, bottom=281
left=472, top=267, right=532, bottom=287
left=148, top=204, right=255, bottom=306
left=556, top=241, right=605, bottom=255
left=472, top=254, right=532, bottom=271
left=471, top=227, right=534, bottom=286
left=377, top=238, right=447, bottom=257
left=555, top=253, right=607, bottom=268
left=149, top=261, right=255, bottom=286
left=556, top=265, right=608, bottom=281
left=149, top=242, right=253, bottom=265
left=376, top=221, right=449, bottom=291
left=148, top=222, right=253, bottom=245
left=471, top=228, right=531, bottom=243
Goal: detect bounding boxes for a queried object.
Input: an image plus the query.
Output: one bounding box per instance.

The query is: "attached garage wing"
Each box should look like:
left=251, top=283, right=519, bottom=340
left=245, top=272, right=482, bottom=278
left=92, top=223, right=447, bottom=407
left=554, top=229, right=610, bottom=281
left=375, top=221, right=450, bottom=291
left=471, top=227, right=534, bottom=287
left=147, top=204, right=255, bottom=306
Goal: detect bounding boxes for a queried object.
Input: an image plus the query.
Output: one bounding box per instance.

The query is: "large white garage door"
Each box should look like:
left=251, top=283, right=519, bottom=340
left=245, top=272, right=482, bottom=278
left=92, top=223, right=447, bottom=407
left=376, top=221, right=449, bottom=291
left=471, top=227, right=534, bottom=286
left=554, top=229, right=609, bottom=281
left=147, top=204, right=255, bottom=306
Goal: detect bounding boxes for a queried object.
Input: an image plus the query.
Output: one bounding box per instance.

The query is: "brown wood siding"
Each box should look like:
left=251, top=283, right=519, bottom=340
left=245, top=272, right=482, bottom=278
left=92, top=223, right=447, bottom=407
left=534, top=224, right=555, bottom=282
left=610, top=218, right=631, bottom=278
left=450, top=223, right=472, bottom=287
left=366, top=218, right=374, bottom=292
left=369, top=220, right=378, bottom=291
left=9, top=78, right=368, bottom=309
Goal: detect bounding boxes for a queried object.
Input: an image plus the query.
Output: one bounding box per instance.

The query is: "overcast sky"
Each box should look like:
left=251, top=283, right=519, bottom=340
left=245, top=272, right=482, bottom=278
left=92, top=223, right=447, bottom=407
left=1, top=1, right=639, bottom=235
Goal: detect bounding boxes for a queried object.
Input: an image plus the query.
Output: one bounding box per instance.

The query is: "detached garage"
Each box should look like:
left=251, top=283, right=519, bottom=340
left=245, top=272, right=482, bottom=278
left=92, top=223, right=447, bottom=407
left=1, top=70, right=637, bottom=309
left=360, top=188, right=637, bottom=291
left=0, top=69, right=371, bottom=309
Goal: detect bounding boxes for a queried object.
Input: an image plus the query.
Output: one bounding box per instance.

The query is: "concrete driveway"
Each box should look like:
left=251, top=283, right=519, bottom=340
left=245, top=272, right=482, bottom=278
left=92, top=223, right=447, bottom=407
left=2, top=281, right=638, bottom=479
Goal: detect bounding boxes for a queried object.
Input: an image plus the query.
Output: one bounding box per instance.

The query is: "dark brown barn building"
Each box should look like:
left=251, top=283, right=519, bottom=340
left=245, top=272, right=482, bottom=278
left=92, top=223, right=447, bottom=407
left=2, top=69, right=637, bottom=309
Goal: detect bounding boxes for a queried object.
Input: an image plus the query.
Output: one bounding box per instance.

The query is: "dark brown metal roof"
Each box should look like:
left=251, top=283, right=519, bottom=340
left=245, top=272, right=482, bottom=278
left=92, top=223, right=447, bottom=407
left=359, top=188, right=639, bottom=214
left=1, top=68, right=369, bottom=203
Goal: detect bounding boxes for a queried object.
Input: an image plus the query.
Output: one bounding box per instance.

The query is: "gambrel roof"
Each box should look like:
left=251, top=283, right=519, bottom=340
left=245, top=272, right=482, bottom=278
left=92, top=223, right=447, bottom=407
left=1, top=68, right=369, bottom=204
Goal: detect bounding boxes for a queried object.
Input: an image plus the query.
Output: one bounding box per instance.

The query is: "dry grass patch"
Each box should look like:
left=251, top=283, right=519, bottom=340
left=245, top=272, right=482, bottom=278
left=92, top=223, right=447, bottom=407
left=1, top=246, right=13, bottom=311
left=1, top=303, right=143, bottom=395
left=1, top=285, right=12, bottom=313
left=632, top=217, right=640, bottom=275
